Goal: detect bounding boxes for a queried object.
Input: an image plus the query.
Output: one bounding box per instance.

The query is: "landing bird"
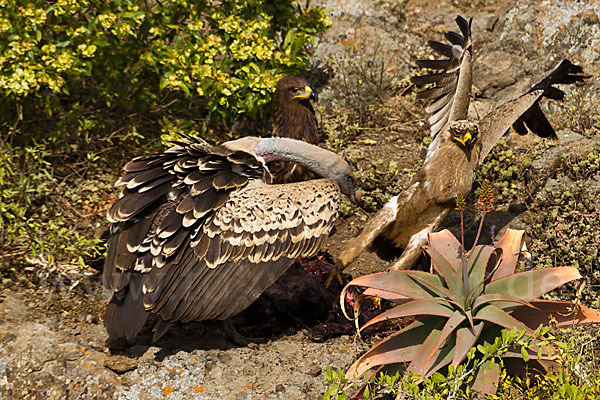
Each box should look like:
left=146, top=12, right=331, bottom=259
left=335, top=15, right=587, bottom=276
left=103, top=135, right=360, bottom=345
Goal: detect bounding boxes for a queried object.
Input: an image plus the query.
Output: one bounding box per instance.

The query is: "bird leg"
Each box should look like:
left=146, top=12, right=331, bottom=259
left=324, top=261, right=345, bottom=288
left=389, top=233, right=428, bottom=271
left=327, top=205, right=397, bottom=287
left=222, top=318, right=266, bottom=346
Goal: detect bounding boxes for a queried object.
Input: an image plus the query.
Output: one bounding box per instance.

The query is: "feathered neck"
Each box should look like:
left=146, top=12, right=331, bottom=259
left=272, top=93, right=320, bottom=144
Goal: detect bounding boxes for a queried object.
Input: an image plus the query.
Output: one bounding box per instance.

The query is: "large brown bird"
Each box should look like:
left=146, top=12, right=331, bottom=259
left=269, top=76, right=321, bottom=183
left=336, top=16, right=586, bottom=273
left=103, top=135, right=360, bottom=344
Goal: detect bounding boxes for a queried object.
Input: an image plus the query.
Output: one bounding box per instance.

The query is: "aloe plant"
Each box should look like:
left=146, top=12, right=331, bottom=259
left=341, top=227, right=600, bottom=394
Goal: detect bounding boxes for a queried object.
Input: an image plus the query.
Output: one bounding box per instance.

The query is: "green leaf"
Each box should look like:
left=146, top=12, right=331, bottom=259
left=283, top=29, right=294, bottom=49
left=521, top=345, right=530, bottom=362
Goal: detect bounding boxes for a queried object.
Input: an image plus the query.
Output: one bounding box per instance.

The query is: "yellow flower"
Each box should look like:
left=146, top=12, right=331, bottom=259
left=77, top=43, right=97, bottom=58
left=98, top=13, right=116, bottom=30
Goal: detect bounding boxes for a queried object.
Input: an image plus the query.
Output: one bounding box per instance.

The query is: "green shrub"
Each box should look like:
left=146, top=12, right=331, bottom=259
left=0, top=140, right=105, bottom=270
left=0, top=0, right=330, bottom=271
left=0, top=0, right=330, bottom=143
left=324, top=326, right=600, bottom=399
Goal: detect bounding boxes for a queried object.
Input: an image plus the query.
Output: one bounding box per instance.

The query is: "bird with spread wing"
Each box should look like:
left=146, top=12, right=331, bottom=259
left=103, top=81, right=359, bottom=346
left=334, top=15, right=587, bottom=277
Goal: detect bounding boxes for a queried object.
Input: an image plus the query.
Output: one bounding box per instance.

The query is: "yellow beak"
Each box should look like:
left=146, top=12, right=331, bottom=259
left=294, top=86, right=316, bottom=100
left=454, top=132, right=474, bottom=149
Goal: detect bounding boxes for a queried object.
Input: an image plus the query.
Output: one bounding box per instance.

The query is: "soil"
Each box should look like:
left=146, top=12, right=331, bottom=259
left=1, top=0, right=600, bottom=399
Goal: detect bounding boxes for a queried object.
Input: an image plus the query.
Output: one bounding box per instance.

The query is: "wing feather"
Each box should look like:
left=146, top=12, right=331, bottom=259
left=141, top=178, right=340, bottom=327
left=104, top=135, right=343, bottom=341
left=478, top=59, right=587, bottom=164
left=411, top=15, right=473, bottom=137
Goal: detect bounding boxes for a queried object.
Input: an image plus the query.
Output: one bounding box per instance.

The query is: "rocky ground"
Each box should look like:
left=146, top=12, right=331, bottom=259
left=1, top=0, right=600, bottom=399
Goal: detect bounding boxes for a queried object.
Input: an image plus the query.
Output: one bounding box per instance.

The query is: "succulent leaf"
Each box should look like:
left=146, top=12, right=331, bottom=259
left=423, top=244, right=465, bottom=297
left=415, top=310, right=466, bottom=377
left=475, top=304, right=531, bottom=333
left=466, top=245, right=497, bottom=296
left=344, top=225, right=600, bottom=393
left=485, top=267, right=581, bottom=303
left=427, top=229, right=464, bottom=271
left=453, top=322, right=484, bottom=366
left=346, top=318, right=445, bottom=379
left=472, top=292, right=534, bottom=312
left=341, top=271, right=444, bottom=302
left=359, top=298, right=454, bottom=334
left=407, top=316, right=455, bottom=379
left=490, top=229, right=525, bottom=281
left=471, top=360, right=501, bottom=394
left=408, top=273, right=466, bottom=311
left=511, top=300, right=600, bottom=329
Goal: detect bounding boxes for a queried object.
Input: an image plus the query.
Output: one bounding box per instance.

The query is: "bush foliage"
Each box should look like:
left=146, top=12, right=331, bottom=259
left=0, top=0, right=330, bottom=268
left=1, top=0, right=330, bottom=142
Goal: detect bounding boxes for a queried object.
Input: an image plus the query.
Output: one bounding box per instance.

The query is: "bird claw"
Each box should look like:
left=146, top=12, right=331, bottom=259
left=324, top=265, right=344, bottom=288
left=222, top=319, right=266, bottom=346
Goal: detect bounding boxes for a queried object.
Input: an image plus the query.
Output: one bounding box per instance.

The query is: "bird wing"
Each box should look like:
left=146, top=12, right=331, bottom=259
left=104, top=135, right=341, bottom=337
left=478, top=59, right=587, bottom=164
left=103, top=136, right=264, bottom=291
left=411, top=15, right=473, bottom=137
left=140, top=178, right=340, bottom=323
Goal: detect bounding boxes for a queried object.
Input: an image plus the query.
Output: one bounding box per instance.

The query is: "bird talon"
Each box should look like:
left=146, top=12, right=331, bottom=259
left=324, top=266, right=344, bottom=288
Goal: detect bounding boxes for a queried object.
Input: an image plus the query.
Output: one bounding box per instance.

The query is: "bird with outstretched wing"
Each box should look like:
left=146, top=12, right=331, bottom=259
left=103, top=134, right=360, bottom=346
left=334, top=15, right=587, bottom=278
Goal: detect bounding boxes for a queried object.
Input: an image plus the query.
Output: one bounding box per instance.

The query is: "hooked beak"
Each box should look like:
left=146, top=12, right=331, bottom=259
left=454, top=132, right=474, bottom=153
left=465, top=136, right=472, bottom=149
left=294, top=86, right=316, bottom=101
left=351, top=188, right=362, bottom=203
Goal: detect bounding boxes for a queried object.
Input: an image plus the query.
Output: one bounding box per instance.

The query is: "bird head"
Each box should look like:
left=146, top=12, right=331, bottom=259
left=276, top=76, right=316, bottom=104
left=450, top=120, right=478, bottom=156
left=336, top=168, right=362, bottom=203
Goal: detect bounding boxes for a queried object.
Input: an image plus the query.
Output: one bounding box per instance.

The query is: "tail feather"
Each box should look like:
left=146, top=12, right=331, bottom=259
left=105, top=272, right=148, bottom=344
